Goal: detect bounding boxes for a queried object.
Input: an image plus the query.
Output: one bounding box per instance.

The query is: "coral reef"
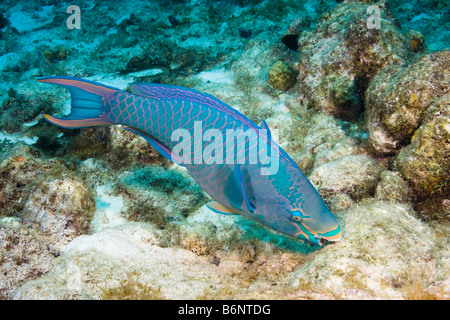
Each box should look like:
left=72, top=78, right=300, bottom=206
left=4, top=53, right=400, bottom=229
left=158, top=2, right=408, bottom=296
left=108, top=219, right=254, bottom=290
left=0, top=217, right=56, bottom=300
left=393, top=94, right=450, bottom=220
left=108, top=127, right=168, bottom=169
left=0, top=153, right=67, bottom=217
left=366, top=51, right=449, bottom=155
left=375, top=170, right=409, bottom=203
left=0, top=88, right=53, bottom=133
left=0, top=148, right=95, bottom=298
left=295, top=1, right=411, bottom=120
left=288, top=201, right=447, bottom=299
left=388, top=0, right=450, bottom=52
left=117, top=165, right=208, bottom=234
left=44, top=47, right=67, bottom=63
left=281, top=16, right=312, bottom=52
left=309, top=155, right=384, bottom=201
left=0, top=0, right=448, bottom=301
left=22, top=176, right=95, bottom=250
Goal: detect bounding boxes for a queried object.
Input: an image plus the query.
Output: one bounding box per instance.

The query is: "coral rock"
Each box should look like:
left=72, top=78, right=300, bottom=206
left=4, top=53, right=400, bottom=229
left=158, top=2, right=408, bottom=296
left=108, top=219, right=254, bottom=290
left=288, top=201, right=442, bottom=299
left=109, top=127, right=166, bottom=168
left=375, top=171, right=409, bottom=203
left=0, top=219, right=56, bottom=299
left=393, top=94, right=450, bottom=219
left=366, top=51, right=449, bottom=155
left=0, top=156, right=66, bottom=217
left=22, top=177, right=95, bottom=249
left=296, top=1, right=410, bottom=120
left=281, top=17, right=311, bottom=52
left=408, top=30, right=426, bottom=53
left=309, top=155, right=384, bottom=200
left=267, top=61, right=296, bottom=91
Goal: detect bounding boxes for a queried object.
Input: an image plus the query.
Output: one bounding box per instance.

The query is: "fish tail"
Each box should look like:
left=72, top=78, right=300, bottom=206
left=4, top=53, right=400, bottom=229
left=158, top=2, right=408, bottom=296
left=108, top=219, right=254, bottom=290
left=38, top=76, right=120, bottom=129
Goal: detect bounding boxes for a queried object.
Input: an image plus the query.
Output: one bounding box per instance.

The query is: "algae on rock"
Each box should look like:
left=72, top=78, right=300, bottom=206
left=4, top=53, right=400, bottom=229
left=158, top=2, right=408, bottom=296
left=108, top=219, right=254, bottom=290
left=374, top=170, right=409, bottom=203
left=309, top=155, right=384, bottom=201
left=267, top=61, right=296, bottom=91
left=393, top=94, right=450, bottom=220
left=366, top=51, right=449, bottom=155
left=288, top=201, right=445, bottom=299
left=0, top=149, right=95, bottom=299
left=295, top=1, right=411, bottom=120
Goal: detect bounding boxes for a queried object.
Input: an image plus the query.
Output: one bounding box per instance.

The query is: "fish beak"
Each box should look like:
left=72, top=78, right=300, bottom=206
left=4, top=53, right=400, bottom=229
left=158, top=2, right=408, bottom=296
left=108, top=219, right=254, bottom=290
left=314, top=227, right=342, bottom=246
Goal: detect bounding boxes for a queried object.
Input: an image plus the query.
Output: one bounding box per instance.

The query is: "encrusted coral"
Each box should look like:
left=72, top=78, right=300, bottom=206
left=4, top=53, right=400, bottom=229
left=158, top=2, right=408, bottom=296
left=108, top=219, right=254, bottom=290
left=0, top=149, right=95, bottom=298
left=375, top=170, right=409, bottom=203
left=286, top=111, right=363, bottom=175
left=0, top=154, right=67, bottom=217
left=0, top=218, right=56, bottom=300
left=295, top=1, right=411, bottom=120
left=0, top=89, right=53, bottom=133
left=66, top=127, right=110, bottom=161
left=100, top=271, right=164, bottom=300
left=11, top=224, right=227, bottom=300
left=267, top=61, right=296, bottom=91
left=393, top=94, right=450, bottom=220
left=366, top=51, right=449, bottom=155
left=44, top=47, right=67, bottom=63
left=288, top=201, right=445, bottom=299
left=22, top=176, right=95, bottom=249
left=1, top=0, right=448, bottom=302
left=309, top=155, right=384, bottom=201
left=108, top=127, right=167, bottom=168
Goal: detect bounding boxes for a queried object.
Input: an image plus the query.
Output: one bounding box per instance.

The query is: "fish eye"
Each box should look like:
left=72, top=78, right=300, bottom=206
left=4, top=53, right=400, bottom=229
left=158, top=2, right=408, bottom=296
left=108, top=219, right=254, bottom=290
left=288, top=210, right=303, bottom=222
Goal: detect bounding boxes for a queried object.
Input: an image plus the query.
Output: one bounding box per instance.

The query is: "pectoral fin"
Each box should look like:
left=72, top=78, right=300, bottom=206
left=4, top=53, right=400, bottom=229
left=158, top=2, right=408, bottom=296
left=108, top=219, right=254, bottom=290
left=223, top=165, right=256, bottom=214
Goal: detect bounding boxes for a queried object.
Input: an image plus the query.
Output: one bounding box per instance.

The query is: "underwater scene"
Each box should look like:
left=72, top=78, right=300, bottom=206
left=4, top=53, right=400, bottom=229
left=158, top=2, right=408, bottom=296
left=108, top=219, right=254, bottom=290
left=0, top=0, right=448, bottom=300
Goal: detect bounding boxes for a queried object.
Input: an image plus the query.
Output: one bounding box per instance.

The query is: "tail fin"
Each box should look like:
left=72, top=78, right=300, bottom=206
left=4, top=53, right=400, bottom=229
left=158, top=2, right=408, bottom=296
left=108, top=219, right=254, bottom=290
left=38, top=76, right=120, bottom=129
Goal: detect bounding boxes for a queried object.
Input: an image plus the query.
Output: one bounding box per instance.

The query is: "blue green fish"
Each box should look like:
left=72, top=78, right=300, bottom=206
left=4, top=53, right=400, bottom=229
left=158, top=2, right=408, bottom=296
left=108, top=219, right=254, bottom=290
left=39, top=76, right=341, bottom=246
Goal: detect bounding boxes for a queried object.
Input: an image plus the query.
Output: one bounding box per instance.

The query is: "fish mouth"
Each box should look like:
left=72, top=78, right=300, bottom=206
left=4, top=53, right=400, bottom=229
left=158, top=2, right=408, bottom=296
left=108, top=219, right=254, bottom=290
left=310, top=223, right=342, bottom=246
left=317, top=223, right=342, bottom=246
left=292, top=218, right=342, bottom=246
left=317, top=234, right=341, bottom=246
left=316, top=230, right=342, bottom=246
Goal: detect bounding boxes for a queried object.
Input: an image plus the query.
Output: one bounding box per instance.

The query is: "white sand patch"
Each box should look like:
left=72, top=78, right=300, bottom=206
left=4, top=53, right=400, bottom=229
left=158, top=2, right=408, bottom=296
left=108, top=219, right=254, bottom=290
left=92, top=185, right=126, bottom=232
left=0, top=131, right=38, bottom=145
left=196, top=68, right=233, bottom=85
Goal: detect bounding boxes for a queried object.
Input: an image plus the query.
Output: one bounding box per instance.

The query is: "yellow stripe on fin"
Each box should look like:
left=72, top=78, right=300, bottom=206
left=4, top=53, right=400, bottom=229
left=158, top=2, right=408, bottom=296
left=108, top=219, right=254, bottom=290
left=206, top=201, right=240, bottom=215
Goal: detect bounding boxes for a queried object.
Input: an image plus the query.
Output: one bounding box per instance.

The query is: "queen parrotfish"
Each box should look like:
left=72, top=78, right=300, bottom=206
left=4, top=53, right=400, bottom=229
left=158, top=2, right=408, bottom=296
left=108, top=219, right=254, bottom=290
left=39, top=76, right=341, bottom=246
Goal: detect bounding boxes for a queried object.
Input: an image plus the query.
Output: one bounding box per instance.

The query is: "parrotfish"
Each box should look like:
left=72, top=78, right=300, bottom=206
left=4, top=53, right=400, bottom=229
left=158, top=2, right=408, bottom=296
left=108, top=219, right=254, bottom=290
left=39, top=76, right=341, bottom=246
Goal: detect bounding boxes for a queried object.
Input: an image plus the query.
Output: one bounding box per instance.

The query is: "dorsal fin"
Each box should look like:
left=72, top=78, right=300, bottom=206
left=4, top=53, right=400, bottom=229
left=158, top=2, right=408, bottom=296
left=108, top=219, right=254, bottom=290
left=130, top=83, right=207, bottom=100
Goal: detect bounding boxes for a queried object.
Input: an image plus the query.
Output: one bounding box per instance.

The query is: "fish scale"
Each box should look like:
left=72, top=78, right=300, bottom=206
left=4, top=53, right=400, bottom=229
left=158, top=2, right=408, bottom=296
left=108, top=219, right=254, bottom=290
left=39, top=76, right=342, bottom=246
